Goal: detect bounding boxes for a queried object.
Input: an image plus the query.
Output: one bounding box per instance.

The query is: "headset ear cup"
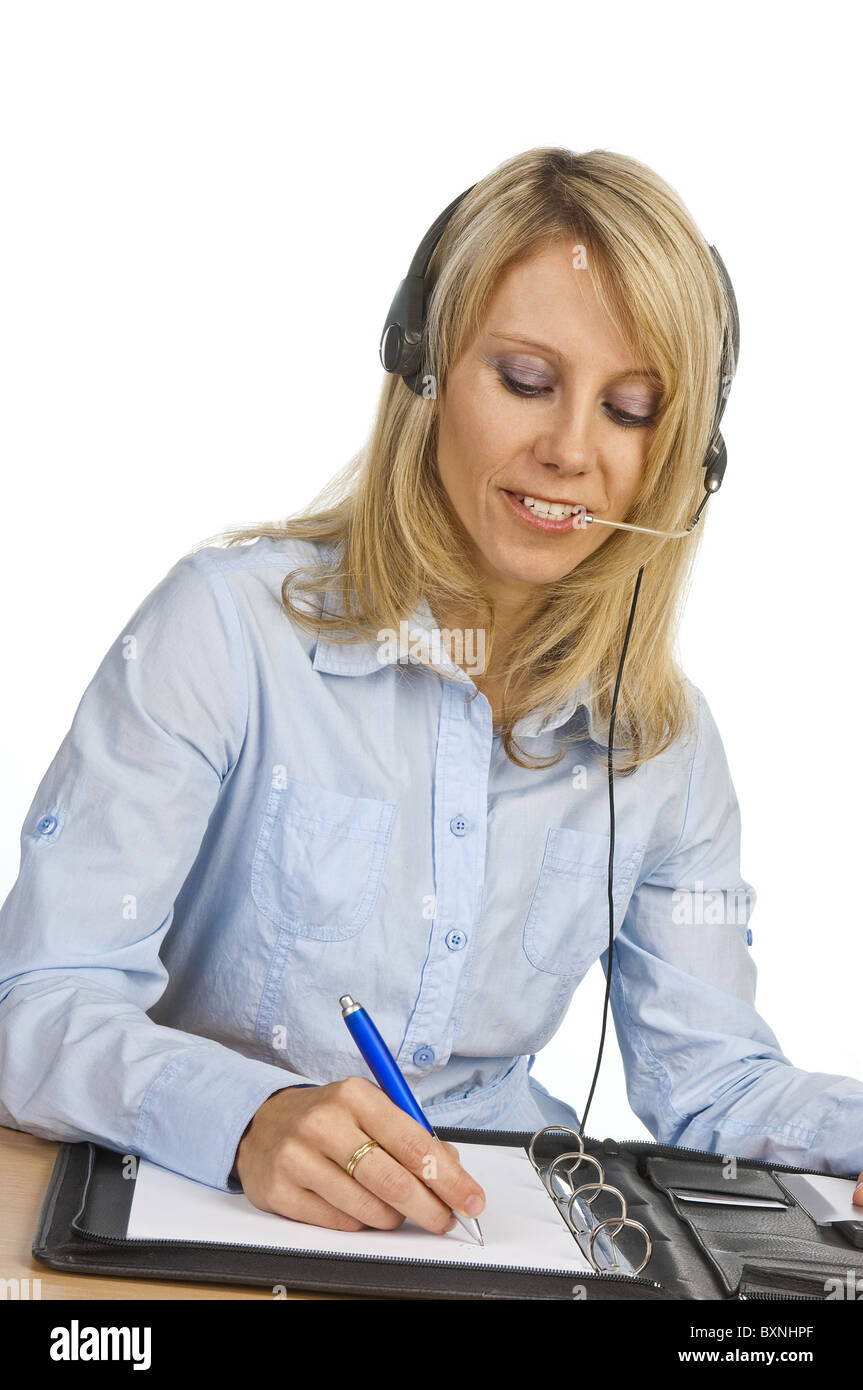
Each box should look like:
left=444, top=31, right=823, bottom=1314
left=379, top=275, right=426, bottom=376
left=378, top=186, right=476, bottom=395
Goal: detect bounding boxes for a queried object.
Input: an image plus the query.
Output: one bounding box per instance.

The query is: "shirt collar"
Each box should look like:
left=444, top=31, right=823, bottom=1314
left=310, top=550, right=595, bottom=741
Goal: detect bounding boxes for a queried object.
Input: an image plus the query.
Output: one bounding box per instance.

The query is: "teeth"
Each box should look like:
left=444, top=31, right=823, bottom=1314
left=518, top=494, right=582, bottom=518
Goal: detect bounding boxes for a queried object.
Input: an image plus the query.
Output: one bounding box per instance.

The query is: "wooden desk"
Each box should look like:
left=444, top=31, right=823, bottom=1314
left=0, top=1125, right=351, bottom=1300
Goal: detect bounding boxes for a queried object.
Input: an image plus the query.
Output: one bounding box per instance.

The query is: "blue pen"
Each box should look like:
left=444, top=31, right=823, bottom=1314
left=339, top=994, right=484, bottom=1245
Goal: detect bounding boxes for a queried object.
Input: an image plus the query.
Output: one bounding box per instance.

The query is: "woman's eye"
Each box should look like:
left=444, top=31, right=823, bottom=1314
left=605, top=405, right=657, bottom=429
left=497, top=369, right=552, bottom=398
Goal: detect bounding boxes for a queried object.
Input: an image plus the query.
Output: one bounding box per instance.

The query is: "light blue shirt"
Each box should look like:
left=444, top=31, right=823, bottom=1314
left=1, top=535, right=861, bottom=1192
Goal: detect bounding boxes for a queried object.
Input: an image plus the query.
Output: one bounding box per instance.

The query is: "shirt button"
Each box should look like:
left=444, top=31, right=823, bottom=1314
left=746, top=928, right=753, bottom=946
left=36, top=814, right=58, bottom=835
left=412, top=1047, right=435, bottom=1066
left=449, top=815, right=468, bottom=836
left=445, top=929, right=467, bottom=951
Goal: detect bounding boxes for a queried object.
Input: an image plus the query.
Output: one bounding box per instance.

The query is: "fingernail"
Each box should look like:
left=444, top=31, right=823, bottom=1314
left=464, top=1194, right=484, bottom=1216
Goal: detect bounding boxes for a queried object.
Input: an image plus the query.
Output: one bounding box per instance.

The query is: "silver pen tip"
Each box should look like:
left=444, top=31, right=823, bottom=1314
left=467, top=1216, right=484, bottom=1245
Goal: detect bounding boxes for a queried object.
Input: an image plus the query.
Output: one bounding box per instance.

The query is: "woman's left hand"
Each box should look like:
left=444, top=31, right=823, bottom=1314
left=854, top=1171, right=863, bottom=1207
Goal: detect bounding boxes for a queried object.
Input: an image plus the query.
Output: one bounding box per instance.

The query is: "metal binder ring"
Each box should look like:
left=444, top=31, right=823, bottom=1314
left=567, top=1181, right=627, bottom=1237
left=527, top=1125, right=583, bottom=1174
left=544, top=1151, right=605, bottom=1202
left=589, top=1215, right=652, bottom=1278
left=571, top=1178, right=626, bottom=1216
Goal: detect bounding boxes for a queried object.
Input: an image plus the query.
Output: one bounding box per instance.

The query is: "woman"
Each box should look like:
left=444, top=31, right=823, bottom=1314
left=1, top=147, right=861, bottom=1241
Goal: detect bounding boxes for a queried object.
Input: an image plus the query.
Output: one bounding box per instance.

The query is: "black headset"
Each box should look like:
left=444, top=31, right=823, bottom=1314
left=378, top=177, right=741, bottom=1138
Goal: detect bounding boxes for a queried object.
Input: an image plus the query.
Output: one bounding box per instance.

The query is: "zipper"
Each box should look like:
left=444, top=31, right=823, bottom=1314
left=739, top=1289, right=824, bottom=1301
left=69, top=1219, right=664, bottom=1294
left=737, top=1267, right=839, bottom=1301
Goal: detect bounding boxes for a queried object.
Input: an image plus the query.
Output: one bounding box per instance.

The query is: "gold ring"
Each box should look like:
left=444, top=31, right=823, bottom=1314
left=345, top=1140, right=380, bottom=1178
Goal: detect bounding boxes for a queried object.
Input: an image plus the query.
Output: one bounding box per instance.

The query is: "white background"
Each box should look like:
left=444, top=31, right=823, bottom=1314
left=1, top=1, right=860, bottom=1148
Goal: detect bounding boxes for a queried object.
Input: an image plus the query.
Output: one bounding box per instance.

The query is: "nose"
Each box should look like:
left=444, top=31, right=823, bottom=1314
left=533, top=394, right=598, bottom=477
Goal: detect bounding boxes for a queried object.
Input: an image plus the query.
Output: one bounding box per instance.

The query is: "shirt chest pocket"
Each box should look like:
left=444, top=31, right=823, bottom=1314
left=250, top=777, right=397, bottom=941
left=523, top=826, right=647, bottom=977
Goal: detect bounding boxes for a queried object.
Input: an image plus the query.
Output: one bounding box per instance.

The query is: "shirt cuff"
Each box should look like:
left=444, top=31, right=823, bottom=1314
left=135, top=1045, right=316, bottom=1191
left=811, top=1088, right=863, bottom=1179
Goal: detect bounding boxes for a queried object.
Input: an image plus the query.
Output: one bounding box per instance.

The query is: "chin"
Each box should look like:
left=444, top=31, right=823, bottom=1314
left=476, top=541, right=579, bottom=587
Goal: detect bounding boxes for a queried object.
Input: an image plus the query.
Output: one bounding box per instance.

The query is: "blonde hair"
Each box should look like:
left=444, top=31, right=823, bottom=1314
left=194, top=146, right=735, bottom=773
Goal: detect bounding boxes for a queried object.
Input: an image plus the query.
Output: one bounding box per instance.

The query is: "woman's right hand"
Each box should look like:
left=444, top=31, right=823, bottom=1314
left=234, top=1076, right=486, bottom=1236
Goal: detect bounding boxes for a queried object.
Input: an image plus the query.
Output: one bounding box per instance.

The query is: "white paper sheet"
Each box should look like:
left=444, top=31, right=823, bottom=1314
left=126, top=1141, right=593, bottom=1274
left=774, top=1172, right=863, bottom=1225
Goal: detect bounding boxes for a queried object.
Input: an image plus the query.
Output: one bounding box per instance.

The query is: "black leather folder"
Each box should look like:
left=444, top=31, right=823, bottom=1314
left=32, top=1126, right=863, bottom=1300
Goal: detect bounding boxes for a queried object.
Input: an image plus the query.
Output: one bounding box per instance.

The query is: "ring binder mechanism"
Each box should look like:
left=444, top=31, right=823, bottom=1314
left=528, top=1125, right=653, bottom=1277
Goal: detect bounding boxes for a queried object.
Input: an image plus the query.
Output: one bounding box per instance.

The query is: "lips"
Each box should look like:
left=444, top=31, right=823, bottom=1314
left=501, top=489, right=591, bottom=534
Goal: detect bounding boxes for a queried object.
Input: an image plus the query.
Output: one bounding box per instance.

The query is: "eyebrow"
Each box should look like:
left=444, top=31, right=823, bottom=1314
left=487, top=331, right=662, bottom=384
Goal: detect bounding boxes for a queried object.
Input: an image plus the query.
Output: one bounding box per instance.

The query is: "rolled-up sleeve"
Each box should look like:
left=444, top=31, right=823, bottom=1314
left=607, top=688, right=863, bottom=1178
left=0, top=551, right=311, bottom=1190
